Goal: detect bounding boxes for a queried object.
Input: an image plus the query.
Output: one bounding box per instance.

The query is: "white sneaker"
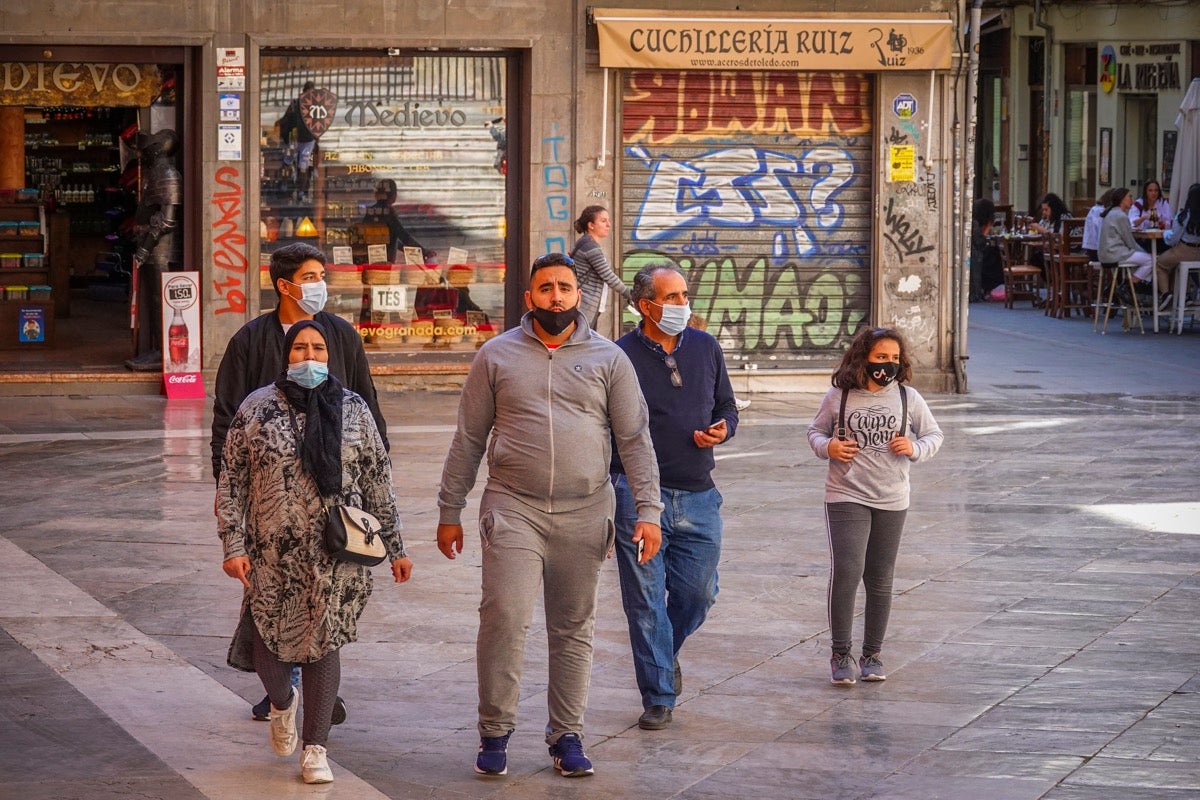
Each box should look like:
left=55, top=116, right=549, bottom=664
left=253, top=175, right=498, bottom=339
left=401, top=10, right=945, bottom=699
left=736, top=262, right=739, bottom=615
left=268, top=691, right=298, bottom=757
left=300, top=744, right=334, bottom=784
left=735, top=397, right=751, bottom=411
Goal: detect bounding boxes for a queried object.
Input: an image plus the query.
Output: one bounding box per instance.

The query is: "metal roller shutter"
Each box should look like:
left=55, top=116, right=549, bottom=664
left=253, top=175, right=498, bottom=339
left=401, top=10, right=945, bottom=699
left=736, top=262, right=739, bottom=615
left=620, top=70, right=873, bottom=367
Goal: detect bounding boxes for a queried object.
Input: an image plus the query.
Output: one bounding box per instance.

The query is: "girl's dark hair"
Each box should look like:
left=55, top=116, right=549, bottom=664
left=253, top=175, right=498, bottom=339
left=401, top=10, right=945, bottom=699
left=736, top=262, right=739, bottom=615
left=1101, top=187, right=1130, bottom=218
left=831, top=327, right=912, bottom=390
left=573, top=205, right=607, bottom=234
left=1039, top=193, right=1070, bottom=228
left=1182, top=183, right=1200, bottom=237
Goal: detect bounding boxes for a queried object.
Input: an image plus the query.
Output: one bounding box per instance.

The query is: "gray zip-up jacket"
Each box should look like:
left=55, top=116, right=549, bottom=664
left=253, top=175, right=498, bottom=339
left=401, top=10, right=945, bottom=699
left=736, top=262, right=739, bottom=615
left=438, top=310, right=662, bottom=525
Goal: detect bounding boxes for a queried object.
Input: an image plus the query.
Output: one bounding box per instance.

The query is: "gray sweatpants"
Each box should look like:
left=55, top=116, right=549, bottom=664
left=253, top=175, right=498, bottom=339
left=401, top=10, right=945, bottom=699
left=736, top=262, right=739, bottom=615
left=825, top=501, right=907, bottom=656
left=476, top=486, right=615, bottom=745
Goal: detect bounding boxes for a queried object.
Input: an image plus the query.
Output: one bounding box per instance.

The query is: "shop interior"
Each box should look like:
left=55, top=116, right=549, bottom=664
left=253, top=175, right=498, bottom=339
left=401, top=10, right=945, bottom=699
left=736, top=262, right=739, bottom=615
left=0, top=67, right=181, bottom=372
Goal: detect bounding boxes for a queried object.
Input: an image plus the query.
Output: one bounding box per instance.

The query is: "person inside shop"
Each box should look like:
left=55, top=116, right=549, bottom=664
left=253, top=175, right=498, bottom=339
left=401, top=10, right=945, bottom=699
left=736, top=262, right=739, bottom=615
left=125, top=129, right=183, bottom=372
left=211, top=242, right=390, bottom=725
left=278, top=81, right=318, bottom=203
left=363, top=179, right=428, bottom=263
left=970, top=198, right=1003, bottom=301
left=218, top=319, right=412, bottom=785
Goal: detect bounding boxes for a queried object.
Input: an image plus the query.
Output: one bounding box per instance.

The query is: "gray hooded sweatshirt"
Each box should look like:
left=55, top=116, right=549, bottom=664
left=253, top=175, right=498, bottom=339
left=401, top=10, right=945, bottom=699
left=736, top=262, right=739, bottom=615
left=438, top=310, right=662, bottom=525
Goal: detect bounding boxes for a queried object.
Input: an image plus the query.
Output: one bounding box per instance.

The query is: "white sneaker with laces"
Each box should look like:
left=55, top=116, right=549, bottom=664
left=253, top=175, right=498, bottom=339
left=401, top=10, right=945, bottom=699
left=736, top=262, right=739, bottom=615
left=268, top=691, right=298, bottom=756
left=300, top=744, right=334, bottom=784
left=735, top=397, right=751, bottom=411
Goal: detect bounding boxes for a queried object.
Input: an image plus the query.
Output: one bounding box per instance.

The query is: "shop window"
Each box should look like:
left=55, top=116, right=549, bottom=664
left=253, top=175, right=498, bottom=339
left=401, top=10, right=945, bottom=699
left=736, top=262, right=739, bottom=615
left=258, top=53, right=508, bottom=357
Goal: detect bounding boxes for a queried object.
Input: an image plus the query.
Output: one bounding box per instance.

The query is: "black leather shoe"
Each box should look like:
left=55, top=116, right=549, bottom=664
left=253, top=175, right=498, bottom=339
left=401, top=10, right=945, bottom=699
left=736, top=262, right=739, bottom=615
left=331, top=695, right=347, bottom=725
left=638, top=705, right=673, bottom=730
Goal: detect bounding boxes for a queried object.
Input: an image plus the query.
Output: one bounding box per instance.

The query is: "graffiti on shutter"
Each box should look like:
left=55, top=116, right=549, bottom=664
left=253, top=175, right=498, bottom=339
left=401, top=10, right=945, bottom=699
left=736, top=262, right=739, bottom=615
left=620, top=70, right=873, bottom=365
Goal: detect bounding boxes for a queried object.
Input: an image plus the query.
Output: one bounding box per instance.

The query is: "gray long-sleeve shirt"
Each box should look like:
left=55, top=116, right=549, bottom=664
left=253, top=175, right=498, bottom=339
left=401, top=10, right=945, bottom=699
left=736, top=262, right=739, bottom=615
left=437, top=310, right=662, bottom=525
left=807, top=383, right=943, bottom=511
left=572, top=233, right=631, bottom=324
left=1098, top=208, right=1140, bottom=264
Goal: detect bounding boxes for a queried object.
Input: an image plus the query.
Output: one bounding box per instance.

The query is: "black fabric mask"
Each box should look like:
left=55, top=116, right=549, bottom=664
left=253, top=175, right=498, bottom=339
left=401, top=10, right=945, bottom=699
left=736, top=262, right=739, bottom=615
left=531, top=306, right=576, bottom=336
left=866, top=361, right=900, bottom=386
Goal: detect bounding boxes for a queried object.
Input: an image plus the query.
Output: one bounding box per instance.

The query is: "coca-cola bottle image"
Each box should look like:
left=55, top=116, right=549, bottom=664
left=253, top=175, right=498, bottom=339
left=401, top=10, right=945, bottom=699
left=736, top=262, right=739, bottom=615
left=168, top=306, right=189, bottom=368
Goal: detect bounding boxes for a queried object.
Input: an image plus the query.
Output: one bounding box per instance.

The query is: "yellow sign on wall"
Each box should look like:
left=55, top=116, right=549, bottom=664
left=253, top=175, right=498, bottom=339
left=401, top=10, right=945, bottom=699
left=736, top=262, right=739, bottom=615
left=0, top=62, right=162, bottom=107
left=595, top=9, right=953, bottom=72
left=888, top=145, right=916, bottom=182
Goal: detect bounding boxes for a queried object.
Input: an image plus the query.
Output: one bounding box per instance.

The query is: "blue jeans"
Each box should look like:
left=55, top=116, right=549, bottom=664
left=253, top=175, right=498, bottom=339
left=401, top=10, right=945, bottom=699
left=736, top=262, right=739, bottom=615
left=613, top=473, right=722, bottom=709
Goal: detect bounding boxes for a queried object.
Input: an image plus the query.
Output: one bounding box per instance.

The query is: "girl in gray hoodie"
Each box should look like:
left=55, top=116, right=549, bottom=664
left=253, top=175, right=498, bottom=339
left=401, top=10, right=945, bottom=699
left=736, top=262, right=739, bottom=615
left=808, top=327, right=943, bottom=685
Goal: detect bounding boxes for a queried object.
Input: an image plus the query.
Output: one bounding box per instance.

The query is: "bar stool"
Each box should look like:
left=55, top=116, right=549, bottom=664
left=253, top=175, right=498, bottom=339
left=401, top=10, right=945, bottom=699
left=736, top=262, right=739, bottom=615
left=1095, top=261, right=1144, bottom=334
left=1173, top=261, right=1200, bottom=334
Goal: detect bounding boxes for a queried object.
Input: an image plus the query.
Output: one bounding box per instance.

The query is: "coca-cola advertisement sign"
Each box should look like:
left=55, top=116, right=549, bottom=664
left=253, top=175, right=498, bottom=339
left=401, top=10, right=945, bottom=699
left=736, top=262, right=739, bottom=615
left=161, top=272, right=205, bottom=399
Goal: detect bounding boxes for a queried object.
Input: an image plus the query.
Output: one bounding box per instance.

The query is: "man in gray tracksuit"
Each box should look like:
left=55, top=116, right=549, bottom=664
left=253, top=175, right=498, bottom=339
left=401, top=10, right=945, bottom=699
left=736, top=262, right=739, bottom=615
left=436, top=253, right=662, bottom=778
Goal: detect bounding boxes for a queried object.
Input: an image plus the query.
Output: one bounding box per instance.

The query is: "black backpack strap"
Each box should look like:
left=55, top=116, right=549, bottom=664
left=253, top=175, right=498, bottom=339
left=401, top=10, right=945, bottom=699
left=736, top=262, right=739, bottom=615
left=898, top=384, right=908, bottom=438
left=837, top=387, right=849, bottom=441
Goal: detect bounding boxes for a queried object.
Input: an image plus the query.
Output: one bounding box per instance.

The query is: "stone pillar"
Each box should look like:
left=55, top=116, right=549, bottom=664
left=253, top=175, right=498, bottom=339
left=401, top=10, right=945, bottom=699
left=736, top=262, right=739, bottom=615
left=0, top=107, right=25, bottom=188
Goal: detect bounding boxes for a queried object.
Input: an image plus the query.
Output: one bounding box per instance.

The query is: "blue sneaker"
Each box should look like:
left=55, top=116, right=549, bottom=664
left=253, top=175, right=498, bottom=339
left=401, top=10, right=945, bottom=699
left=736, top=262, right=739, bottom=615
left=549, top=733, right=594, bottom=777
left=474, top=730, right=513, bottom=776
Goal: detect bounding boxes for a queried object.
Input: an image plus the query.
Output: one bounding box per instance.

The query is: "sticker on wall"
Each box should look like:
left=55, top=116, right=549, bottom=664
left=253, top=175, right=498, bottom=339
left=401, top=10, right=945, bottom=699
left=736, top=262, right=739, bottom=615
left=1100, top=45, right=1117, bottom=94
left=219, top=93, right=241, bottom=122
left=18, top=306, right=45, bottom=343
left=892, top=93, right=917, bottom=119
left=217, top=47, right=245, bottom=91
left=218, top=124, right=242, bottom=160
left=888, top=145, right=916, bottom=183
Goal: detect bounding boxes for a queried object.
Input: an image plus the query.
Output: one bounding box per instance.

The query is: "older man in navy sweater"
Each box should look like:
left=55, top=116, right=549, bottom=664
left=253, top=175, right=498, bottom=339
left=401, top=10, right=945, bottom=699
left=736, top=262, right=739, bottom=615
left=611, top=264, right=738, bottom=731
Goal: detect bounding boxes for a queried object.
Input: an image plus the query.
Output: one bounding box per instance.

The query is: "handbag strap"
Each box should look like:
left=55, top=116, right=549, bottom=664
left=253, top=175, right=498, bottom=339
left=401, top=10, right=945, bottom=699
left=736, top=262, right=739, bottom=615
left=838, top=384, right=907, bottom=440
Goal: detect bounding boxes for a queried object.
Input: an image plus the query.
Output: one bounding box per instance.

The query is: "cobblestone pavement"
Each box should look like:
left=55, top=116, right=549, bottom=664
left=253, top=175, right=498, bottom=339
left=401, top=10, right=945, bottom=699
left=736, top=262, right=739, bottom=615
left=1, top=303, right=1198, bottom=799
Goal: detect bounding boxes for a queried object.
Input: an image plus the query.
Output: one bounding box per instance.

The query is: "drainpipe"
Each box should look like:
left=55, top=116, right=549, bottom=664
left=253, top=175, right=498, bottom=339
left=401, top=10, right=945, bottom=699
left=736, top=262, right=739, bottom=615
left=1035, top=0, right=1053, bottom=200
left=955, top=0, right=982, bottom=393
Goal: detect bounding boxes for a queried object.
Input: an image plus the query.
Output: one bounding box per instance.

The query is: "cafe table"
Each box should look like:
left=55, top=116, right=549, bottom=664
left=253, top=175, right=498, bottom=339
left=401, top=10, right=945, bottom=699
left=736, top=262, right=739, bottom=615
left=1133, top=228, right=1164, bottom=332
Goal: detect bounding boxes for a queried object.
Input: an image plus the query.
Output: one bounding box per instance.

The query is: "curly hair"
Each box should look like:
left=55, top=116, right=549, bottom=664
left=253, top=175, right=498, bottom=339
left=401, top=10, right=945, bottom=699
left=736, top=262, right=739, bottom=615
left=831, top=327, right=913, bottom=390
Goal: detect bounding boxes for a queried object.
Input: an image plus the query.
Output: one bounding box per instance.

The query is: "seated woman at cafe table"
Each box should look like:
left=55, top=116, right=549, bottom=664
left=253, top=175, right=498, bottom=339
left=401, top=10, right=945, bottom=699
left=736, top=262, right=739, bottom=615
left=1030, top=192, right=1071, bottom=235
left=1082, top=188, right=1117, bottom=262
left=1155, top=182, right=1200, bottom=311
left=1099, top=187, right=1166, bottom=310
left=1129, top=179, right=1171, bottom=231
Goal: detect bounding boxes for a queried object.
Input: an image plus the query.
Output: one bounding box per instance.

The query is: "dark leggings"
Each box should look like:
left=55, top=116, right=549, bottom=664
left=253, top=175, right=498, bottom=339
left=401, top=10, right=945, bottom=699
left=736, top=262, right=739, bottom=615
left=825, top=502, right=907, bottom=656
left=252, top=624, right=340, bottom=747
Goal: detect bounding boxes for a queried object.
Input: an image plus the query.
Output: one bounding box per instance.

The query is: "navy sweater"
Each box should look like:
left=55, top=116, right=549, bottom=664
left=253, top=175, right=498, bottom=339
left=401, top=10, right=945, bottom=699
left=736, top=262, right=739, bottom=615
left=612, top=325, right=738, bottom=491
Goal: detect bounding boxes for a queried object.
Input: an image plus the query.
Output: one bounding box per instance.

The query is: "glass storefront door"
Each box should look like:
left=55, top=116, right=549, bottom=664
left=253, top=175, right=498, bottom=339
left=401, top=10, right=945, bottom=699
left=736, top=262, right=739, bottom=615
left=258, top=53, right=510, bottom=360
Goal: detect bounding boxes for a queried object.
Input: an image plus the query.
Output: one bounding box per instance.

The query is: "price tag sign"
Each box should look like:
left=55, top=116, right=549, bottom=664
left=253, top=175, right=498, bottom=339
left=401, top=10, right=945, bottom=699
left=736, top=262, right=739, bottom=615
left=371, top=285, right=407, bottom=313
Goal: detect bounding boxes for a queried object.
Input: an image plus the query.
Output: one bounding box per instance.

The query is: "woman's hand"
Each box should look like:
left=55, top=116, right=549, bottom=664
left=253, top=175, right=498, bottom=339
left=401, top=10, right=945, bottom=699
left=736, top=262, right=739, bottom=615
left=828, top=438, right=860, bottom=462
left=222, top=556, right=251, bottom=588
left=889, top=435, right=914, bottom=457
left=391, top=557, right=413, bottom=583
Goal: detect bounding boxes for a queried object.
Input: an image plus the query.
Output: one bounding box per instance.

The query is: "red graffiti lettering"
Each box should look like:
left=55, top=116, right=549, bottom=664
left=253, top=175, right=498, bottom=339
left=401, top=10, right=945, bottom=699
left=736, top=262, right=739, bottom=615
left=624, top=72, right=870, bottom=144
left=210, top=166, right=247, bottom=315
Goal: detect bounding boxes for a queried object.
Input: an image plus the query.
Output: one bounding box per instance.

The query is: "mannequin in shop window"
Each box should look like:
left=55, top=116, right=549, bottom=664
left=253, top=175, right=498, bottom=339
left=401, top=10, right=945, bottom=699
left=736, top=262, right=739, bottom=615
left=126, top=129, right=183, bottom=372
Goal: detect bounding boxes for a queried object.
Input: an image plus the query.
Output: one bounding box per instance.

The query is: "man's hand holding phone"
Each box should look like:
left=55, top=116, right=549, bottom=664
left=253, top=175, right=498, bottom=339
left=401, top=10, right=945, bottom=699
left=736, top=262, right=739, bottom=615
left=693, top=417, right=727, bottom=448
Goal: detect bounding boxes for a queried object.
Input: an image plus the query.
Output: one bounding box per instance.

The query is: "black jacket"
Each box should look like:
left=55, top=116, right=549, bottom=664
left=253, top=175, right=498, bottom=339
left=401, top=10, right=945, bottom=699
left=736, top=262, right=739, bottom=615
left=210, top=309, right=388, bottom=480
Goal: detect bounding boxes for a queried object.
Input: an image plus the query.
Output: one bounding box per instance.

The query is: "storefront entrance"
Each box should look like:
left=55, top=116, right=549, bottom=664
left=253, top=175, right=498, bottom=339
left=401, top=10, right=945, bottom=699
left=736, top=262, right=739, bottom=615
left=0, top=48, right=191, bottom=375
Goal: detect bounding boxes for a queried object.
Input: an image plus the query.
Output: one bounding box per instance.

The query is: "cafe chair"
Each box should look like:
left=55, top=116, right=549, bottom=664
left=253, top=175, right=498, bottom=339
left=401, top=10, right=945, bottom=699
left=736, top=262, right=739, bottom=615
left=1052, top=226, right=1092, bottom=319
left=1000, top=235, right=1045, bottom=309
left=1094, top=260, right=1144, bottom=335
left=1172, top=261, right=1200, bottom=334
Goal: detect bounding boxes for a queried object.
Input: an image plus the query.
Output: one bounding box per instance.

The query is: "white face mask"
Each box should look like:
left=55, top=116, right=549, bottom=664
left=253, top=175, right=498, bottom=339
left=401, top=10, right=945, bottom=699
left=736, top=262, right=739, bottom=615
left=647, top=300, right=691, bottom=336
left=285, top=279, right=328, bottom=315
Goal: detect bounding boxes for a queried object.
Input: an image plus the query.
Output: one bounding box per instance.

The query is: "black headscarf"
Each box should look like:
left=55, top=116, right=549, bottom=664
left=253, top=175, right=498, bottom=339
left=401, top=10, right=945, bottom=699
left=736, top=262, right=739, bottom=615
left=273, top=319, right=344, bottom=497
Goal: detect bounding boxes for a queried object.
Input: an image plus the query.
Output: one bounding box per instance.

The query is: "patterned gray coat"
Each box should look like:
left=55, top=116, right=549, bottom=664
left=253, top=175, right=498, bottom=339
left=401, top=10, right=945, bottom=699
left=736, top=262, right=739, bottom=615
left=217, top=385, right=405, bottom=670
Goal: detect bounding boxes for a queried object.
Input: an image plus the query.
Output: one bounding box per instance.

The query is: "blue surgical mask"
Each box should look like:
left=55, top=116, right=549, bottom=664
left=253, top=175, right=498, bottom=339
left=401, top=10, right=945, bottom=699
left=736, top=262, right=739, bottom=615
left=285, top=279, right=328, bottom=315
left=647, top=301, right=691, bottom=336
left=287, top=359, right=329, bottom=388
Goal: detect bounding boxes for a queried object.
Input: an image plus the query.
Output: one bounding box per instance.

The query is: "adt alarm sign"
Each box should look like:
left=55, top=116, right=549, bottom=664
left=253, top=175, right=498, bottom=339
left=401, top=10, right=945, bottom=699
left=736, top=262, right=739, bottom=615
left=893, top=93, right=918, bottom=119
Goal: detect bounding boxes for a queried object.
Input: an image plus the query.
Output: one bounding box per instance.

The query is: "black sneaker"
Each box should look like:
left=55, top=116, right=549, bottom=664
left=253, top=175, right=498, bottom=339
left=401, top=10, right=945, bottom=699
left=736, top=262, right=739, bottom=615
left=252, top=695, right=271, bottom=721
left=1158, top=292, right=1174, bottom=312
left=331, top=695, right=347, bottom=726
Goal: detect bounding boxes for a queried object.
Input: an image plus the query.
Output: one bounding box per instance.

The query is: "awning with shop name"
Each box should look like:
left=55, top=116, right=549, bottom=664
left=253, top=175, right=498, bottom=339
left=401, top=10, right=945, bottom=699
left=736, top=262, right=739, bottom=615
left=593, top=9, right=954, bottom=72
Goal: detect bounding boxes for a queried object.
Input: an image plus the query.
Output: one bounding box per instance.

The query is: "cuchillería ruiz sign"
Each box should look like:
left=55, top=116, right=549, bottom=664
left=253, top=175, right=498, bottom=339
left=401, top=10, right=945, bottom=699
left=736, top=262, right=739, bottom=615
left=593, top=9, right=953, bottom=71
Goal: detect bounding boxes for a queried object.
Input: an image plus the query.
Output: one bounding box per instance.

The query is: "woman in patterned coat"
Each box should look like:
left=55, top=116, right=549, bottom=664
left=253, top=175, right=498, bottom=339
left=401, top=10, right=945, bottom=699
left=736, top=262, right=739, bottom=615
left=218, top=319, right=412, bottom=784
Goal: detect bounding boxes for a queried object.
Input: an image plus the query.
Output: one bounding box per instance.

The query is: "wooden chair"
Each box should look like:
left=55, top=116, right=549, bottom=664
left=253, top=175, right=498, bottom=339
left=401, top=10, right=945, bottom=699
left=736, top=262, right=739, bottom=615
left=1052, top=222, right=1093, bottom=319
left=1000, top=235, right=1044, bottom=309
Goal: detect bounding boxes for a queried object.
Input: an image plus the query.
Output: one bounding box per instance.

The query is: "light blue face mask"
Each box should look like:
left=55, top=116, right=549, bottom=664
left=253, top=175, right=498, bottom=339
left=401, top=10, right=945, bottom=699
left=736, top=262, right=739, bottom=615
left=285, top=279, right=328, bottom=315
left=287, top=359, right=329, bottom=388
left=647, top=300, right=692, bottom=336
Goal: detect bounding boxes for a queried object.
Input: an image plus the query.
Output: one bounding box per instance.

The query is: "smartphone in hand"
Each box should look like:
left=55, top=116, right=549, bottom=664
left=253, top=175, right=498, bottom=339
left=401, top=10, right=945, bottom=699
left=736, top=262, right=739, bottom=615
left=707, top=419, right=727, bottom=435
